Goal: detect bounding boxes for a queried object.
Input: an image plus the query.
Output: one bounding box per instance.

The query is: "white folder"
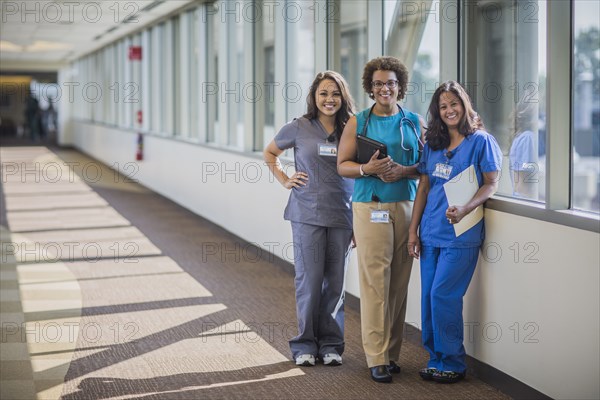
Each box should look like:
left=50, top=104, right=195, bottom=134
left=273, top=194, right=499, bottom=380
left=443, top=165, right=483, bottom=237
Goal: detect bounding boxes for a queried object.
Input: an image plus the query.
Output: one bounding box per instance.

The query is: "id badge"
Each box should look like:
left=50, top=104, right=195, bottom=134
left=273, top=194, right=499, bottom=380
left=319, top=143, right=337, bottom=156
left=432, top=163, right=453, bottom=180
left=370, top=210, right=390, bottom=224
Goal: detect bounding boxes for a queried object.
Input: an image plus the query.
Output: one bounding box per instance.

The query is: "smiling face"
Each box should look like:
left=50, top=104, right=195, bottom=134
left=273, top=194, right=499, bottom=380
left=315, top=79, right=342, bottom=119
left=438, top=91, right=465, bottom=131
left=371, top=70, right=399, bottom=107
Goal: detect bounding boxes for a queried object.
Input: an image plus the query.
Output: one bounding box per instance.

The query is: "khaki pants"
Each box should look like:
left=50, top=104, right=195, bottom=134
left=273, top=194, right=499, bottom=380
left=352, top=200, right=413, bottom=368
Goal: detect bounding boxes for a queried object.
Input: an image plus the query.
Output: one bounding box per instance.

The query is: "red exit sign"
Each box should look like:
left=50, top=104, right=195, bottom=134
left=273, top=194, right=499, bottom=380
left=129, top=46, right=142, bottom=60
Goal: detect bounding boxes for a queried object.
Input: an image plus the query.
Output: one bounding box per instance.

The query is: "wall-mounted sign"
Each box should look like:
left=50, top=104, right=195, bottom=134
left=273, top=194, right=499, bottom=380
left=129, top=46, right=142, bottom=61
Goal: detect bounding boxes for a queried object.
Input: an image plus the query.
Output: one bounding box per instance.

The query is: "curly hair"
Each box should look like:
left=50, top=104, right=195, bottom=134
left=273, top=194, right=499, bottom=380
left=304, top=71, right=356, bottom=141
left=425, top=80, right=484, bottom=151
left=361, top=56, right=409, bottom=100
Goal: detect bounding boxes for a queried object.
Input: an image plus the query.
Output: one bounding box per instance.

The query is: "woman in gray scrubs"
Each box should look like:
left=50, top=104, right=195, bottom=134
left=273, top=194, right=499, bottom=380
left=264, top=71, right=356, bottom=367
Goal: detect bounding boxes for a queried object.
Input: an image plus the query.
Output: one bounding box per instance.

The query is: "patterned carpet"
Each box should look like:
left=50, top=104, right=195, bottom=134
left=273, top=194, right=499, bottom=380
left=0, top=145, right=511, bottom=399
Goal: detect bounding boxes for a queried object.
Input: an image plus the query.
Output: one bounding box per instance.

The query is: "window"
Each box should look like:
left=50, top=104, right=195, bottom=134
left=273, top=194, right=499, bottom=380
left=116, top=40, right=125, bottom=128
left=172, top=16, right=181, bottom=136
left=254, top=1, right=276, bottom=150
left=341, top=0, right=368, bottom=111
left=207, top=5, right=219, bottom=143
left=227, top=14, right=246, bottom=148
left=161, top=19, right=175, bottom=135
left=382, top=1, right=440, bottom=118
left=189, top=7, right=203, bottom=141
left=150, top=25, right=162, bottom=133
left=286, top=2, right=315, bottom=121
left=141, top=29, right=151, bottom=132
left=462, top=0, right=547, bottom=203
left=572, top=0, right=600, bottom=213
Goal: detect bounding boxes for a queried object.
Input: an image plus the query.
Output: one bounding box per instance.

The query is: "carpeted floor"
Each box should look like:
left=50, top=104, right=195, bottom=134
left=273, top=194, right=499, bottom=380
left=0, top=144, right=511, bottom=400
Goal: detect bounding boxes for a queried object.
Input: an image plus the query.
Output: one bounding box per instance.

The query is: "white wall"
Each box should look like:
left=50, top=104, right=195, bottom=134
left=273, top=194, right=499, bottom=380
left=57, top=69, right=74, bottom=146
left=72, top=121, right=599, bottom=400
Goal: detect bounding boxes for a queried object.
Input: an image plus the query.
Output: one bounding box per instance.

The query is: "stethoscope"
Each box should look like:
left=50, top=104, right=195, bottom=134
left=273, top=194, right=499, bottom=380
left=361, top=104, right=424, bottom=154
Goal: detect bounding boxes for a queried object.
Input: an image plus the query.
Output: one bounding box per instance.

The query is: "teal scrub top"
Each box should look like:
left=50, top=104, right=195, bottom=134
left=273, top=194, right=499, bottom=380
left=353, top=106, right=421, bottom=203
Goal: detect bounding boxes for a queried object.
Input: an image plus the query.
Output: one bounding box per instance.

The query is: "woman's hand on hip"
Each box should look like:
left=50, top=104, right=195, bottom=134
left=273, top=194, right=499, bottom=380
left=283, top=172, right=308, bottom=189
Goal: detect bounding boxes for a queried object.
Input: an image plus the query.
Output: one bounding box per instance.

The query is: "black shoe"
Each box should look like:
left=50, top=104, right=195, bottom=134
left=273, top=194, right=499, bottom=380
left=370, top=365, right=392, bottom=383
left=387, top=361, right=401, bottom=374
left=419, top=367, right=437, bottom=380
left=432, top=370, right=465, bottom=384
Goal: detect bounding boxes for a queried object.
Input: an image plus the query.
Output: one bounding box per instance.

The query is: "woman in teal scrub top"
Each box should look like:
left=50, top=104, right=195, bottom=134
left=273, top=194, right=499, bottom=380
left=337, top=56, right=422, bottom=383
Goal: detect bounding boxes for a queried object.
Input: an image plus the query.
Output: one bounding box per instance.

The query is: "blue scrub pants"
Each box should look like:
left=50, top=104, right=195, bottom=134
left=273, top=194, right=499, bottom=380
left=420, top=246, right=479, bottom=373
left=289, top=222, right=353, bottom=360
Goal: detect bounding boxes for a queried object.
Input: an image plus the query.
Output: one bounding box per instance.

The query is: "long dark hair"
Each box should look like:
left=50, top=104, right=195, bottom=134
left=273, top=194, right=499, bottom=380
left=426, top=80, right=484, bottom=150
left=304, top=70, right=356, bottom=141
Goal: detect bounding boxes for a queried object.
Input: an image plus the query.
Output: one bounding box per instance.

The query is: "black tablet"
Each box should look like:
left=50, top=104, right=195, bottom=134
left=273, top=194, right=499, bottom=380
left=356, top=135, right=387, bottom=164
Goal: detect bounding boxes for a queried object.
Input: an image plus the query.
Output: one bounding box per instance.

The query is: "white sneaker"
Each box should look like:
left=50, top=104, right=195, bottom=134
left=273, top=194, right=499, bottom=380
left=322, top=353, right=342, bottom=366
left=295, top=354, right=316, bottom=366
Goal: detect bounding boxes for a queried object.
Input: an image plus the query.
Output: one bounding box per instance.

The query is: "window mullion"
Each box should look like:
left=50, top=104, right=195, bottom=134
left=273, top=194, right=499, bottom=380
left=545, top=0, right=572, bottom=210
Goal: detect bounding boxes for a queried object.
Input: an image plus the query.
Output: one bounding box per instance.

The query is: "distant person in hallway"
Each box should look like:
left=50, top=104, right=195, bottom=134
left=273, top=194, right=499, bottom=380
left=42, top=98, right=58, bottom=143
left=25, top=90, right=41, bottom=141
left=408, top=81, right=502, bottom=384
left=263, top=71, right=356, bottom=367
left=337, top=56, right=422, bottom=383
left=509, top=99, right=539, bottom=199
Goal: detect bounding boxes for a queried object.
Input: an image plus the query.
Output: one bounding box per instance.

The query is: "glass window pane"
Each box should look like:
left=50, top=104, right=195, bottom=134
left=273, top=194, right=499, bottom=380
left=131, top=34, right=142, bottom=130
left=151, top=25, right=162, bottom=132
left=208, top=10, right=219, bottom=143
left=341, top=0, right=368, bottom=111
left=260, top=6, right=276, bottom=149
left=463, top=0, right=546, bottom=202
left=190, top=8, right=200, bottom=140
left=383, top=1, right=440, bottom=118
left=162, top=20, right=175, bottom=135
left=172, top=16, right=181, bottom=136
left=230, top=17, right=245, bottom=148
left=286, top=2, right=314, bottom=121
left=572, top=0, right=600, bottom=213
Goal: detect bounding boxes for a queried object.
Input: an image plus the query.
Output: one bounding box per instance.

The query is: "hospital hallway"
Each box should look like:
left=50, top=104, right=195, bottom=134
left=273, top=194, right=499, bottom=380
left=0, top=144, right=511, bottom=399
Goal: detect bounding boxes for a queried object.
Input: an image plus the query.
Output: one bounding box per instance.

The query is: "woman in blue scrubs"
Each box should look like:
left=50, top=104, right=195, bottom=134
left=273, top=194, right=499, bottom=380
left=264, top=71, right=356, bottom=367
left=408, top=81, right=502, bottom=383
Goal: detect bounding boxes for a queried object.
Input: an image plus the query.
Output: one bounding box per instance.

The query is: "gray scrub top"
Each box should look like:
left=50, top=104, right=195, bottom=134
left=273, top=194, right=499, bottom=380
left=274, top=117, right=354, bottom=229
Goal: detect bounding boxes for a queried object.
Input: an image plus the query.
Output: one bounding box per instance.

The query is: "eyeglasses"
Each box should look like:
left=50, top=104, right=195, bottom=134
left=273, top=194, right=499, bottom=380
left=372, top=80, right=399, bottom=90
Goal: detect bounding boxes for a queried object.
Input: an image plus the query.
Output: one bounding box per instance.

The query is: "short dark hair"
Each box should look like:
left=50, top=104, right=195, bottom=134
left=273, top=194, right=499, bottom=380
left=361, top=56, right=409, bottom=100
left=426, top=80, right=485, bottom=151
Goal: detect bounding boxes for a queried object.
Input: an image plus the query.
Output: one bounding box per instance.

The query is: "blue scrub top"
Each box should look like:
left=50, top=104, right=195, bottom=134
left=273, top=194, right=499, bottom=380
left=509, top=130, right=537, bottom=197
left=417, top=130, right=502, bottom=248
left=274, top=117, right=354, bottom=229
left=353, top=107, right=421, bottom=203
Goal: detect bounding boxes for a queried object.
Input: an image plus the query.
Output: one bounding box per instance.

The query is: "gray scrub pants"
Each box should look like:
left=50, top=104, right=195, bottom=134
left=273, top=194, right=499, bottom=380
left=289, top=222, right=353, bottom=360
